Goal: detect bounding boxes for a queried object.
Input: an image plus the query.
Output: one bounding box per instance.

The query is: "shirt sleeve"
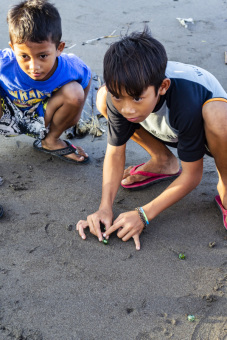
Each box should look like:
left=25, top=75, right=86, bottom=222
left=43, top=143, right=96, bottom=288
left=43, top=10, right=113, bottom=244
left=177, top=109, right=206, bottom=162
left=167, top=79, right=210, bottom=162
left=0, top=49, right=14, bottom=73
left=66, top=53, right=91, bottom=89
left=106, top=92, right=140, bottom=146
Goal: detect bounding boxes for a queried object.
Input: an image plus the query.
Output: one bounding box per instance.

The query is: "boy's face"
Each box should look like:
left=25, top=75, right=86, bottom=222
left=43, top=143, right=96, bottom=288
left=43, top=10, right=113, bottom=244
left=9, top=40, right=65, bottom=81
left=110, top=81, right=170, bottom=123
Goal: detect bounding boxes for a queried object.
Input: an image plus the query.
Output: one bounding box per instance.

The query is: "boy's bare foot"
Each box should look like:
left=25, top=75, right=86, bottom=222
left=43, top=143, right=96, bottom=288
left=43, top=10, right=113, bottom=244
left=35, top=138, right=88, bottom=163
left=121, top=157, right=180, bottom=186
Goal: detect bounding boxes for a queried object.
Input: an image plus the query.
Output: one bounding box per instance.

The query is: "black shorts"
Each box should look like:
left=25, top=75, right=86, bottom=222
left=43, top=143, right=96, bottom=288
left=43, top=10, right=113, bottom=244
left=0, top=92, right=48, bottom=139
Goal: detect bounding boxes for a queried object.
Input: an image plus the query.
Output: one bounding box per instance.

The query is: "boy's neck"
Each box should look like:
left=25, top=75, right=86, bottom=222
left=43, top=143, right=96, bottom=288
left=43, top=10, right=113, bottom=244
left=40, top=58, right=58, bottom=81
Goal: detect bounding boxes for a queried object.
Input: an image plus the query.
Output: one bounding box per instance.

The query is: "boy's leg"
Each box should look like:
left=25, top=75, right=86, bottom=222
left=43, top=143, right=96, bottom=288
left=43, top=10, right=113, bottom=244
left=202, top=100, right=227, bottom=208
left=121, top=127, right=179, bottom=185
left=97, top=86, right=179, bottom=186
left=42, top=80, right=91, bottom=162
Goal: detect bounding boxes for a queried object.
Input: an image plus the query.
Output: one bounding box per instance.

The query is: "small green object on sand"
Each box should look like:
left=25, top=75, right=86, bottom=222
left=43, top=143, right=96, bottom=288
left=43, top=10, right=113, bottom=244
left=187, top=315, right=195, bottom=322
left=179, top=253, right=186, bottom=260
left=100, top=222, right=109, bottom=245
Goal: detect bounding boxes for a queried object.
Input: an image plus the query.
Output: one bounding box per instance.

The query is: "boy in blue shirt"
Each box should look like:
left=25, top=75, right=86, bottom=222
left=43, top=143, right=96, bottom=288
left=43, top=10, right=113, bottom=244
left=0, top=0, right=91, bottom=216
left=77, top=28, right=227, bottom=249
left=0, top=0, right=91, bottom=160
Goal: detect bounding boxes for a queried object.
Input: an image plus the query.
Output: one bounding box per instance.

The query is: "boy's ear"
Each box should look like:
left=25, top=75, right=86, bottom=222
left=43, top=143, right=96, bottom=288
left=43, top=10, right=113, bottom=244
left=8, top=41, right=14, bottom=50
left=159, top=78, right=171, bottom=95
left=56, top=41, right=65, bottom=56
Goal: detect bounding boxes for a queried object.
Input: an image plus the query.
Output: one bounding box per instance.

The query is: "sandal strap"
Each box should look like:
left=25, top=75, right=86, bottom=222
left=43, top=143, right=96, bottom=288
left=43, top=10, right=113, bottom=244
left=48, top=140, right=78, bottom=156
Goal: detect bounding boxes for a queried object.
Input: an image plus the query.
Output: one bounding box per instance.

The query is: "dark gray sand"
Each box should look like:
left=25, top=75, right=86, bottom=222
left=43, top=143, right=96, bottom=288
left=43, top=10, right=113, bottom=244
left=0, top=0, right=227, bottom=339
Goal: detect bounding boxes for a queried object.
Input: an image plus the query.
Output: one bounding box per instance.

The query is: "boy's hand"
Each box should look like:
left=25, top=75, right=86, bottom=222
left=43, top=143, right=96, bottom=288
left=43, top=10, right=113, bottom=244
left=103, top=211, right=144, bottom=250
left=76, top=219, right=89, bottom=240
left=76, top=208, right=113, bottom=241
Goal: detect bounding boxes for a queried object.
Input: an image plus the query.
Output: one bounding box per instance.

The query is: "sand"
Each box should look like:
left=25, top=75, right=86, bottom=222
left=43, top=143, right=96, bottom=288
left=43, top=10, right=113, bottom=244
left=0, top=0, right=226, bottom=339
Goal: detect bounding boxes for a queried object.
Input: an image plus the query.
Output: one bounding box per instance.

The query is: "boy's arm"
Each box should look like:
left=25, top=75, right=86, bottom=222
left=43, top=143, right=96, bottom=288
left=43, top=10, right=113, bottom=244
left=100, top=143, right=126, bottom=212
left=77, top=142, right=126, bottom=241
left=142, top=158, right=203, bottom=219
left=104, top=158, right=203, bottom=245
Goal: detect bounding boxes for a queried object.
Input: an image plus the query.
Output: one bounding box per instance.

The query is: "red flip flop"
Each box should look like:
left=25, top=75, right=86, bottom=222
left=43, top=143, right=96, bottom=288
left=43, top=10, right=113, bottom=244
left=121, top=163, right=182, bottom=189
left=215, top=195, right=227, bottom=230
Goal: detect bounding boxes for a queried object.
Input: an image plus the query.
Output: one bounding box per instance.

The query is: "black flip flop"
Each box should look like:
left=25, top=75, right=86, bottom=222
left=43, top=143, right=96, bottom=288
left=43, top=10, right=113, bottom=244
left=33, top=139, right=89, bottom=164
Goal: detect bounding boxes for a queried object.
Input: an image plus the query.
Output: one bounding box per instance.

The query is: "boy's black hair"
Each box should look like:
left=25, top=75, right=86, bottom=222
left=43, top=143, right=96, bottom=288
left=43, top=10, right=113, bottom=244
left=104, top=27, right=168, bottom=97
left=7, top=0, right=62, bottom=47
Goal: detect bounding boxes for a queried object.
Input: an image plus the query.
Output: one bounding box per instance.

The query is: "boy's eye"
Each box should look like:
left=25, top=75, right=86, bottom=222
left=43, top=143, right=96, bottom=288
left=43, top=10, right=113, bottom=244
left=40, top=54, right=48, bottom=59
left=111, top=94, right=120, bottom=100
left=21, top=54, right=29, bottom=59
left=133, top=97, right=142, bottom=102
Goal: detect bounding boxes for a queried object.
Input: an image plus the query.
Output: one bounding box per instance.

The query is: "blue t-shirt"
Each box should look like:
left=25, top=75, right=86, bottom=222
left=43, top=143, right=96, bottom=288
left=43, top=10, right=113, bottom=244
left=0, top=48, right=91, bottom=117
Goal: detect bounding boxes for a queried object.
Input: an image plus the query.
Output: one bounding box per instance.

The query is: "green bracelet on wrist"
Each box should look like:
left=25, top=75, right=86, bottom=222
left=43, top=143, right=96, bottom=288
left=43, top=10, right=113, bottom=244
left=135, top=207, right=149, bottom=228
left=139, top=207, right=149, bottom=225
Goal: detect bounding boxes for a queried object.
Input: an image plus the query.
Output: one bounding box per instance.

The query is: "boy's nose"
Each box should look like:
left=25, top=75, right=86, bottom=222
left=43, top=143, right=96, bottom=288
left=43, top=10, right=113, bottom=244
left=121, top=106, right=136, bottom=116
left=29, top=60, right=40, bottom=71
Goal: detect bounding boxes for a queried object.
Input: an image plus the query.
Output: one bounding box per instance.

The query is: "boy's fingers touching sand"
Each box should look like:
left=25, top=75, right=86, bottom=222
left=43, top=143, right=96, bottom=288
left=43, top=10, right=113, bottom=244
left=76, top=220, right=89, bottom=239
left=77, top=209, right=113, bottom=241
left=77, top=210, right=143, bottom=250
left=103, top=211, right=144, bottom=250
left=132, top=234, right=141, bottom=251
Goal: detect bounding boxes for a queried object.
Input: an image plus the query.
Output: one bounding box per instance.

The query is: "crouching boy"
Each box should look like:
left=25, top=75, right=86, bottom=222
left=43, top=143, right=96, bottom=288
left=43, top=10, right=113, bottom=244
left=0, top=0, right=91, bottom=216
left=0, top=0, right=91, bottom=164
left=77, top=28, right=227, bottom=249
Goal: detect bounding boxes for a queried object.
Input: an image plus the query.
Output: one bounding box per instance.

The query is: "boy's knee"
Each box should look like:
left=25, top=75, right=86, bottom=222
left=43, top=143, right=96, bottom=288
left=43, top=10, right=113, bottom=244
left=203, top=101, right=227, bottom=136
left=96, top=85, right=108, bottom=118
left=61, top=81, right=85, bottom=108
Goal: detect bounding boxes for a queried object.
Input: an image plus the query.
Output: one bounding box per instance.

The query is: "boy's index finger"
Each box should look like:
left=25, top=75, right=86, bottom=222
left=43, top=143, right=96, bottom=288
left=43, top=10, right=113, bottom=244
left=95, top=222, right=103, bottom=242
left=103, top=222, right=120, bottom=237
left=87, top=215, right=103, bottom=241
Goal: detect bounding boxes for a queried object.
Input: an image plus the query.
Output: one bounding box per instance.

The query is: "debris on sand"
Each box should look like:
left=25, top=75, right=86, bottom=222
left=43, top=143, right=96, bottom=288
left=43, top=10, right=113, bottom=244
left=187, top=315, right=195, bottom=322
left=9, top=183, right=28, bottom=191
left=65, top=73, right=105, bottom=139
left=82, top=30, right=118, bottom=45
left=208, top=241, right=216, bottom=248
left=178, top=253, right=186, bottom=260
left=66, top=224, right=74, bottom=231
left=176, top=17, right=194, bottom=28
